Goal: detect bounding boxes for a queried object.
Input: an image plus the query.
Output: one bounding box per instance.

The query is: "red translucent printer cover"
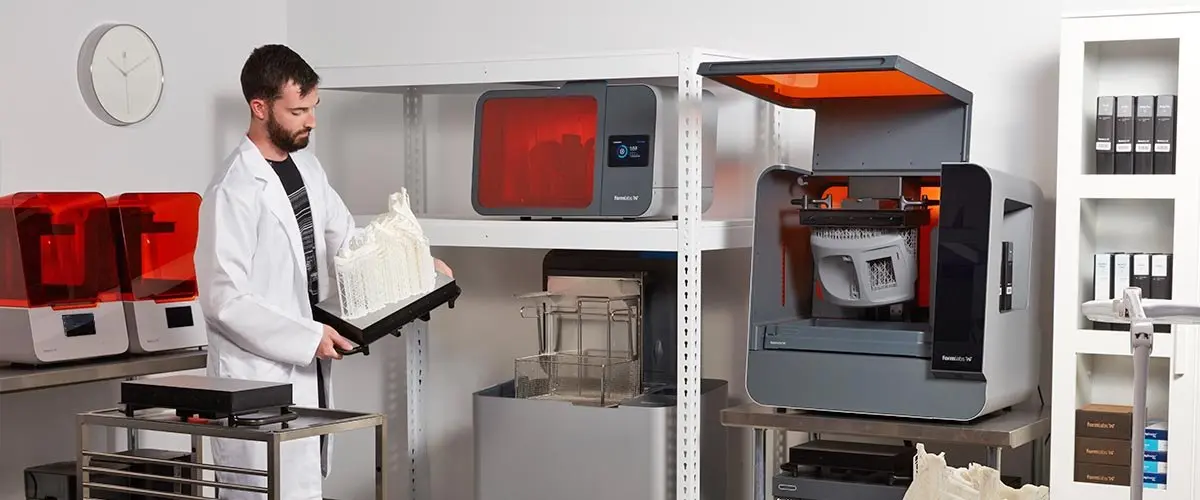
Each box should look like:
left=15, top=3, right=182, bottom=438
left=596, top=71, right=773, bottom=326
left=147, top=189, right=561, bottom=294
left=0, top=192, right=122, bottom=309
left=108, top=192, right=202, bottom=303
left=475, top=95, right=598, bottom=209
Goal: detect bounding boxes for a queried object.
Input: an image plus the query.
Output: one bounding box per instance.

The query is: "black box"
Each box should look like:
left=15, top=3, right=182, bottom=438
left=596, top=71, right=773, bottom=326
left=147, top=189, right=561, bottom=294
left=121, top=374, right=293, bottom=419
left=115, top=449, right=196, bottom=499
left=1154, top=94, right=1177, bottom=174
left=25, top=460, right=128, bottom=500
left=1114, top=95, right=1135, bottom=174
left=1134, top=95, right=1156, bottom=174
left=1095, top=96, right=1116, bottom=174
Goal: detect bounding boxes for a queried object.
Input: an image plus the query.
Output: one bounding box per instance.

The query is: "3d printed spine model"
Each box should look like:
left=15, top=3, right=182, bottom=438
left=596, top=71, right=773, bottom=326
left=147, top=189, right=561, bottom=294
left=333, top=188, right=437, bottom=319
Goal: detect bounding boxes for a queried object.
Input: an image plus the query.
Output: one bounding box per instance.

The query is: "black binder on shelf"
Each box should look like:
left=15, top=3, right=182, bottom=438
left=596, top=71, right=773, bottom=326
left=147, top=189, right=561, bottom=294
left=1131, top=253, right=1153, bottom=304
left=1150, top=253, right=1173, bottom=333
left=1154, top=95, right=1177, bottom=174
left=1134, top=95, right=1156, bottom=174
left=1095, top=96, right=1116, bottom=175
left=1114, top=96, right=1135, bottom=174
left=313, top=272, right=462, bottom=356
left=1093, top=253, right=1112, bottom=330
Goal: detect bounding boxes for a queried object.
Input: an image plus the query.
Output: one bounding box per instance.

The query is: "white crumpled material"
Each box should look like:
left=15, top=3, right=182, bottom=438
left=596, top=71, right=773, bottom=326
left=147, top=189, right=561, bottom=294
left=903, top=443, right=1049, bottom=500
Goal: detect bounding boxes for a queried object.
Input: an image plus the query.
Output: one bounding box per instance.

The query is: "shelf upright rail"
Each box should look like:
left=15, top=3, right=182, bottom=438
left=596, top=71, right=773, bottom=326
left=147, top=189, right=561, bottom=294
left=676, top=51, right=704, bottom=500
left=403, top=86, right=432, bottom=500
left=403, top=86, right=431, bottom=500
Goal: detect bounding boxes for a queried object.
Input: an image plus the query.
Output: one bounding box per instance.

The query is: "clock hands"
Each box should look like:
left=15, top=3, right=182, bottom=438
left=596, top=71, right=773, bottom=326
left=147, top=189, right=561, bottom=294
left=127, top=56, right=151, bottom=74
left=107, top=57, right=128, bottom=76
left=104, top=53, right=152, bottom=116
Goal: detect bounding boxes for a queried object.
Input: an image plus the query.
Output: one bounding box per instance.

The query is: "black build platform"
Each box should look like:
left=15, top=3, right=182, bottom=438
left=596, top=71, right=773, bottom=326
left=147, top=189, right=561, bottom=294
left=314, top=272, right=461, bottom=356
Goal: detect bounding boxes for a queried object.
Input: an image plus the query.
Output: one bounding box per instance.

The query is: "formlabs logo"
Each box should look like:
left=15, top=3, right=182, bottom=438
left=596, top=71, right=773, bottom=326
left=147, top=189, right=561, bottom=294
left=613, top=194, right=640, bottom=201
left=940, top=355, right=973, bottom=363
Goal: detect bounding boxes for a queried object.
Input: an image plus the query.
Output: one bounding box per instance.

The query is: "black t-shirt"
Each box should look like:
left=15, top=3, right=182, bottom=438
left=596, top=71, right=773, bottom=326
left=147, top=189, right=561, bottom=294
left=267, top=155, right=328, bottom=417
left=267, top=155, right=319, bottom=306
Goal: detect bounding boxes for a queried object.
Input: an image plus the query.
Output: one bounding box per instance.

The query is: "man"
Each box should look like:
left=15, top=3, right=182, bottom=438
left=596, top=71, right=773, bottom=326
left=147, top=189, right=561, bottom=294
left=195, top=44, right=448, bottom=499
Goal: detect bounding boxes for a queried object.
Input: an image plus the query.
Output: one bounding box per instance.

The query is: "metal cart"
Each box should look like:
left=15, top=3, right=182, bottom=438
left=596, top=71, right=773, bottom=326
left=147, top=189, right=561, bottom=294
left=76, top=406, right=387, bottom=500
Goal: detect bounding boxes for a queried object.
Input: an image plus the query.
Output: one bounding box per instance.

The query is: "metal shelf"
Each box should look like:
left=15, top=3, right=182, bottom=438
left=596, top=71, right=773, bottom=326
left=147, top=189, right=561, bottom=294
left=0, top=349, right=206, bottom=395
left=313, top=47, right=782, bottom=500
left=350, top=215, right=753, bottom=251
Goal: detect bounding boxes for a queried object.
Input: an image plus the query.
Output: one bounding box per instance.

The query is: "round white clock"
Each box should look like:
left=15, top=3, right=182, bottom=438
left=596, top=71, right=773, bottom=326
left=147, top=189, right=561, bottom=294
left=77, top=23, right=165, bottom=126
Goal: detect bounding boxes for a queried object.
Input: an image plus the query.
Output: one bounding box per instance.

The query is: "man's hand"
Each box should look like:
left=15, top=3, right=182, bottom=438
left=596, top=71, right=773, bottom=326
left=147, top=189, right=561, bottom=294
left=434, top=258, right=454, bottom=278
left=316, top=325, right=355, bottom=360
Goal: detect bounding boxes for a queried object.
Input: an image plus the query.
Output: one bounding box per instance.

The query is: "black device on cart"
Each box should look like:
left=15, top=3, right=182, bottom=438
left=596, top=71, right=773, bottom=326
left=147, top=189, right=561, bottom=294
left=120, top=374, right=297, bottom=427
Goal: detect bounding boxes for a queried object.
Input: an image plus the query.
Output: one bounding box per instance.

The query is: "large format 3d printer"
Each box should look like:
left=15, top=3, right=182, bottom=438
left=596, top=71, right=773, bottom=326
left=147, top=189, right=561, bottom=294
left=699, top=56, right=1044, bottom=421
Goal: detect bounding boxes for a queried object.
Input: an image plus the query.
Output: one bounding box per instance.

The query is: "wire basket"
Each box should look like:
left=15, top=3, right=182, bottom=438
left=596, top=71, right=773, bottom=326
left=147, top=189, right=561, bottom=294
left=514, top=349, right=641, bottom=407
left=512, top=277, right=643, bottom=407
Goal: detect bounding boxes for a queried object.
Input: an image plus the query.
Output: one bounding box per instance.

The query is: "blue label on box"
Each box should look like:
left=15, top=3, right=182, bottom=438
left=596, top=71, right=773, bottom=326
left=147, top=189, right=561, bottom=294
left=1145, top=428, right=1168, bottom=440
left=1144, top=472, right=1167, bottom=484
left=1144, top=450, right=1167, bottom=462
left=1145, top=439, right=1168, bottom=451
left=1144, top=460, right=1168, bottom=473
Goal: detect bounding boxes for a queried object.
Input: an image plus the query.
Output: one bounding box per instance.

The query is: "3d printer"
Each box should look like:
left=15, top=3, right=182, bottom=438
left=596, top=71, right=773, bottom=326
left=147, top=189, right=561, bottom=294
left=108, top=192, right=207, bottom=353
left=698, top=56, right=1044, bottom=421
left=470, top=81, right=719, bottom=220
left=0, top=192, right=130, bottom=365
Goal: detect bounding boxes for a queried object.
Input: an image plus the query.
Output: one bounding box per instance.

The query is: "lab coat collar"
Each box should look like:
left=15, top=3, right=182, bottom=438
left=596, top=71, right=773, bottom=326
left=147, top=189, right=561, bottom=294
left=237, top=136, right=306, bottom=286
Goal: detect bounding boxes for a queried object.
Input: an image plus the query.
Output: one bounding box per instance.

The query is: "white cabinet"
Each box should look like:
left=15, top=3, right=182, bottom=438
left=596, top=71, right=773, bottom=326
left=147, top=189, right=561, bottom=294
left=1051, top=10, right=1200, bottom=499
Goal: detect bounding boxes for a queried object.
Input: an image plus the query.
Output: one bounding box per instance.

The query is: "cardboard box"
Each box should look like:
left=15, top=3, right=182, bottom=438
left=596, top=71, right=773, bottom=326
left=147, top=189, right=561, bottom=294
left=1076, top=436, right=1132, bottom=466
left=1075, top=462, right=1130, bottom=486
left=1076, top=404, right=1134, bottom=440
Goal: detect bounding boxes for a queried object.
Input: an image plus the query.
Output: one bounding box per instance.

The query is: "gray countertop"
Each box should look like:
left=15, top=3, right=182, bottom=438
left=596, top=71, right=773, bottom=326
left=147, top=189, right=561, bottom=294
left=0, top=349, right=207, bottom=394
left=721, top=403, right=1051, bottom=448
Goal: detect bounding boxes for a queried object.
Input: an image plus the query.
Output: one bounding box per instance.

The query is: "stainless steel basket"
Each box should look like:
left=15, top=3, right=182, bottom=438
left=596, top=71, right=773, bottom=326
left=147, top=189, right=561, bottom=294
left=513, top=276, right=642, bottom=407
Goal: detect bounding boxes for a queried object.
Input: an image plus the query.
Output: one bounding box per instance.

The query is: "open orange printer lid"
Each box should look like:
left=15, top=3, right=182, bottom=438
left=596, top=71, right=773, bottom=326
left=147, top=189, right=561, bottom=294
left=699, top=55, right=973, bottom=175
left=697, top=55, right=972, bottom=106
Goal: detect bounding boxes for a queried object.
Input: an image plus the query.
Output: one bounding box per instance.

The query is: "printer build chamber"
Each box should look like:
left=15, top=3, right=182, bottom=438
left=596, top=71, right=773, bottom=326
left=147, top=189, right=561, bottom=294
left=697, top=55, right=1045, bottom=421
left=474, top=250, right=727, bottom=500
left=108, top=192, right=207, bottom=354
left=470, top=81, right=719, bottom=220
left=0, top=192, right=130, bottom=365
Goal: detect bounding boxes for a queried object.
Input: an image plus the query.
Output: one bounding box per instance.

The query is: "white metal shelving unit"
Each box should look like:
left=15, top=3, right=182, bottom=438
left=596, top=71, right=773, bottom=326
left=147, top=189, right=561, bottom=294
left=1052, top=11, right=1200, bottom=499
left=316, top=47, right=784, bottom=500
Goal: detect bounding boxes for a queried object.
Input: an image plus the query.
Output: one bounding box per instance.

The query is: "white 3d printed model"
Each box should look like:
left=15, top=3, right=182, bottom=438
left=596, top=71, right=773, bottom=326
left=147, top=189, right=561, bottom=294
left=903, top=443, right=1049, bottom=500
left=333, top=188, right=436, bottom=319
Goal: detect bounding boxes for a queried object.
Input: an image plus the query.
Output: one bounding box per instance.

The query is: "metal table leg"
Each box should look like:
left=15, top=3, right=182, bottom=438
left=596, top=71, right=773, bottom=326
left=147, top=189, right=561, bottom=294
left=755, top=428, right=767, bottom=500
left=267, top=436, right=281, bottom=500
left=984, top=446, right=1002, bottom=471
left=377, top=419, right=387, bottom=500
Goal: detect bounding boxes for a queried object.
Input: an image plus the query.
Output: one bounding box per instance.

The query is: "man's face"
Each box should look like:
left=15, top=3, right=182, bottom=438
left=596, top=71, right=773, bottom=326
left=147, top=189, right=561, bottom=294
left=264, top=80, right=319, bottom=153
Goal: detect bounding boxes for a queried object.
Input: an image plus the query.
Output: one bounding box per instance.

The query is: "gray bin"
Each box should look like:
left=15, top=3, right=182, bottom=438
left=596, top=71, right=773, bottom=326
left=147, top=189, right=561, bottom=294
left=473, top=378, right=728, bottom=500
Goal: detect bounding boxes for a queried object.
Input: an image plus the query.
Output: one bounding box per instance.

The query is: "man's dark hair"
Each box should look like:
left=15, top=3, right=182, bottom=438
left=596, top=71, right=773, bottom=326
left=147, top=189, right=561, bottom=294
left=240, top=44, right=320, bottom=103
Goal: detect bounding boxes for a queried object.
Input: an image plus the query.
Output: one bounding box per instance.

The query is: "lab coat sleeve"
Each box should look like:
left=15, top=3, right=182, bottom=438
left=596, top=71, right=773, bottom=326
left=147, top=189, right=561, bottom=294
left=196, top=185, right=324, bottom=367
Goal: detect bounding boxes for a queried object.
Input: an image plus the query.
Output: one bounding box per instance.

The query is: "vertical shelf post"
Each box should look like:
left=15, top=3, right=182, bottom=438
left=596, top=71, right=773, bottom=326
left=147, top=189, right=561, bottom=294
left=676, top=50, right=704, bottom=500
left=403, top=87, right=430, bottom=500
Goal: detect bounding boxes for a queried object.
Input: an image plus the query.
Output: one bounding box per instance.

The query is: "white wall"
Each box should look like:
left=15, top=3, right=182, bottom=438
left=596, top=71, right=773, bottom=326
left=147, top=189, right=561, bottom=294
left=286, top=0, right=1064, bottom=499
left=0, top=1, right=286, bottom=498
left=1063, top=0, right=1200, bottom=15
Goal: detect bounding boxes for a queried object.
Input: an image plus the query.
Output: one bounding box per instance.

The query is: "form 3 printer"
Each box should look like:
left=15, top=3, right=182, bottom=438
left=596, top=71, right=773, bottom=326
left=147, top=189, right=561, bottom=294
left=470, top=81, right=718, bottom=220
left=698, top=56, right=1044, bottom=421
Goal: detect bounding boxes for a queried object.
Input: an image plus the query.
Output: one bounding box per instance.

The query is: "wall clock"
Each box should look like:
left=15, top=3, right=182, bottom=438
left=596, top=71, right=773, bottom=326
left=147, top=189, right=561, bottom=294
left=77, top=23, right=165, bottom=126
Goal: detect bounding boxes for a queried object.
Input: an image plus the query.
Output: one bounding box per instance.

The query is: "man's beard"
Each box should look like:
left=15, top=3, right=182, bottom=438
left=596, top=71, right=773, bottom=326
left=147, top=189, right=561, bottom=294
left=266, top=112, right=311, bottom=153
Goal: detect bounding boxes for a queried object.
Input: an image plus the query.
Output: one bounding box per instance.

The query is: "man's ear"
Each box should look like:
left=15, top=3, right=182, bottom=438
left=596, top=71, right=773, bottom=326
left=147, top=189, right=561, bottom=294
left=250, top=99, right=270, bottom=120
